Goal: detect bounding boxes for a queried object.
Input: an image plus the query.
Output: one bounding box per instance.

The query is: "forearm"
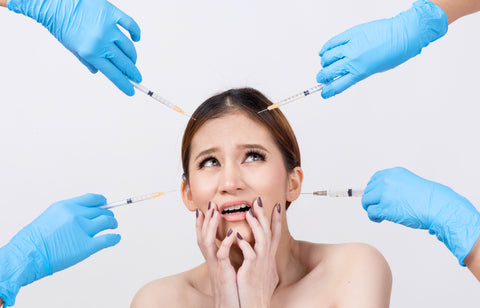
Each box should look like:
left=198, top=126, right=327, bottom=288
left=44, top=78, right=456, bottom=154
left=0, top=297, right=4, bottom=307
left=464, top=235, right=480, bottom=281
left=0, top=0, right=7, bottom=7
left=431, top=0, right=480, bottom=23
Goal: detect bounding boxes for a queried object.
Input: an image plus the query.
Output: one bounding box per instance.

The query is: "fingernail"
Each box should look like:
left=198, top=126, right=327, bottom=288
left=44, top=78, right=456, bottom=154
left=211, top=209, right=215, bottom=217
left=227, top=229, right=233, bottom=237
left=236, top=232, right=243, bottom=240
left=208, top=201, right=211, bottom=210
left=196, top=208, right=199, bottom=218
left=277, top=203, right=281, bottom=213
left=257, top=196, right=263, bottom=207
left=249, top=208, right=255, bottom=218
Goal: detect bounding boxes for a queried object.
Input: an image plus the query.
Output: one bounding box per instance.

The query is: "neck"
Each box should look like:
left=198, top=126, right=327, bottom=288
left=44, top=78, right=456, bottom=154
left=227, top=218, right=305, bottom=287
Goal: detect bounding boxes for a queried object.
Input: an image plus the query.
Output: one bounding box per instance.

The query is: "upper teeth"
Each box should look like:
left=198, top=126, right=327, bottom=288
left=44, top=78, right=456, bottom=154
left=224, top=204, right=249, bottom=212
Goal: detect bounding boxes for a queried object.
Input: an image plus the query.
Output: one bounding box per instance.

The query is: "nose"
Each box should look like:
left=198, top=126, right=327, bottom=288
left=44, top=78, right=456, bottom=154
left=218, top=161, right=245, bottom=194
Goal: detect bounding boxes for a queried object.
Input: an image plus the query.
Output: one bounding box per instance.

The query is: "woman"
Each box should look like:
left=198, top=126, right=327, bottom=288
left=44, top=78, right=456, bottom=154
left=131, top=88, right=392, bottom=307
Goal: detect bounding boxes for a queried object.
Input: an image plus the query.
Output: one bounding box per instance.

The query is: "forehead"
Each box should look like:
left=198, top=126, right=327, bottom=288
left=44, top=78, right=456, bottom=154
left=190, top=112, right=277, bottom=154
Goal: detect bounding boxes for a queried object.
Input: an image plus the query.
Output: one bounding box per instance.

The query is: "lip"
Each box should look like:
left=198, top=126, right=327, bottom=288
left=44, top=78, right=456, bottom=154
left=220, top=200, right=252, bottom=222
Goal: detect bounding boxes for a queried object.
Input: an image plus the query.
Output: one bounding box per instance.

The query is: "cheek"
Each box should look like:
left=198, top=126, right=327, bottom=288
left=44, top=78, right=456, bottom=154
left=249, top=163, right=288, bottom=203
left=189, top=173, right=217, bottom=210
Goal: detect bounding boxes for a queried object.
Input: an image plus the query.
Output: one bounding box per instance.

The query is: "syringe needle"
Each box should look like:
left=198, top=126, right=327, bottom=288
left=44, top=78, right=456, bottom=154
left=101, top=191, right=168, bottom=210
left=132, top=82, right=193, bottom=119
left=257, top=84, right=325, bottom=114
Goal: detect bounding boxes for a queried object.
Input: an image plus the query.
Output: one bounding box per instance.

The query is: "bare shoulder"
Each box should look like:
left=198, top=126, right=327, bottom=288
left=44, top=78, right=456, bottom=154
left=295, top=241, right=392, bottom=308
left=327, top=243, right=392, bottom=307
left=130, top=265, right=209, bottom=308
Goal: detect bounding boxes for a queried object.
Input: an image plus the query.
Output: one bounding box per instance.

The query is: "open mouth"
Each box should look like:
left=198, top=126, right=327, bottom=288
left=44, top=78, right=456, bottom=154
left=222, top=203, right=251, bottom=215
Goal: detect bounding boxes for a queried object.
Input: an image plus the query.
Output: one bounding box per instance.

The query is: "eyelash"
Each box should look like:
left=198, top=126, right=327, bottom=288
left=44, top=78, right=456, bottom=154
left=197, top=149, right=267, bottom=169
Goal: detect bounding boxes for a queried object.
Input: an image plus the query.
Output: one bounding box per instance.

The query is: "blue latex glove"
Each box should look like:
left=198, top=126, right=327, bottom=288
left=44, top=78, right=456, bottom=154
left=7, top=0, right=142, bottom=96
left=0, top=194, right=120, bottom=306
left=362, top=167, right=480, bottom=266
left=316, top=0, right=448, bottom=99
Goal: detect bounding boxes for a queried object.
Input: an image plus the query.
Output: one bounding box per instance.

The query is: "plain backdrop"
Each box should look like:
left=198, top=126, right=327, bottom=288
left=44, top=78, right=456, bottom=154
left=1, top=0, right=479, bottom=306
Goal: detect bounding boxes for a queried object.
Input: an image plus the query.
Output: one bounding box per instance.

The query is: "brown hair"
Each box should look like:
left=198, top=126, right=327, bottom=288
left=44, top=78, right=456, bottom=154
left=181, top=88, right=301, bottom=209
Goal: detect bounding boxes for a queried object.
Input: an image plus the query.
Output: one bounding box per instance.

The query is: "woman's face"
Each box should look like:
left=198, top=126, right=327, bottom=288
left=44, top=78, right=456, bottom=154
left=182, top=111, right=301, bottom=242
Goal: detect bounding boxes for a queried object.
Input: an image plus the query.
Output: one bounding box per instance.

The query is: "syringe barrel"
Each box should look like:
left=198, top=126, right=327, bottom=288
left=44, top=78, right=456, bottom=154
left=327, top=189, right=364, bottom=197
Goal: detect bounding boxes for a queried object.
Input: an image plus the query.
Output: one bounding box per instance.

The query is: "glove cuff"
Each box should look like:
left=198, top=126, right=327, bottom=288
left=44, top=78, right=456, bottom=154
left=412, top=0, right=448, bottom=47
left=429, top=198, right=480, bottom=266
left=0, top=233, right=52, bottom=306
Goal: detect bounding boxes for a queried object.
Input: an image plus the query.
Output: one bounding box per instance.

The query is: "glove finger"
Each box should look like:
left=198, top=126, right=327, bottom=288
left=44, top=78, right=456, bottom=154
left=90, top=234, right=121, bottom=255
left=321, top=44, right=348, bottom=68
left=92, top=58, right=135, bottom=96
left=115, top=32, right=138, bottom=64
left=108, top=45, right=142, bottom=83
left=361, top=189, right=381, bottom=211
left=117, top=10, right=141, bottom=42
left=80, top=215, right=118, bottom=237
left=319, top=31, right=350, bottom=56
left=77, top=206, right=114, bottom=219
left=366, top=204, right=385, bottom=223
left=316, top=58, right=349, bottom=84
left=78, top=55, right=98, bottom=74
left=320, top=73, right=357, bottom=98
left=70, top=193, right=107, bottom=207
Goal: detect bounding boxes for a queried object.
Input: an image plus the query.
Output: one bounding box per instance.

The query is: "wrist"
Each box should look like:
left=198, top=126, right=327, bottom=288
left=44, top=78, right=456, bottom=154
left=410, top=0, right=448, bottom=46
left=0, top=0, right=7, bottom=7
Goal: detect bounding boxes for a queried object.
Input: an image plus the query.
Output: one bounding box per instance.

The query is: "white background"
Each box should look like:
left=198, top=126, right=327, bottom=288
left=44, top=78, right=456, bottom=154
left=1, top=0, right=480, bottom=306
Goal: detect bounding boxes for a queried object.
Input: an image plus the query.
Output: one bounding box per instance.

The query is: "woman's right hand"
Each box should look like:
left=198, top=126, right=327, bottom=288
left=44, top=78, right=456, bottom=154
left=196, top=202, right=240, bottom=308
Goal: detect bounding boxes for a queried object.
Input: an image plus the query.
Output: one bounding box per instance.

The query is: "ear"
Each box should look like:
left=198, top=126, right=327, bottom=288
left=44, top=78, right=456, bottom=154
left=181, top=180, right=196, bottom=212
left=286, top=167, right=303, bottom=202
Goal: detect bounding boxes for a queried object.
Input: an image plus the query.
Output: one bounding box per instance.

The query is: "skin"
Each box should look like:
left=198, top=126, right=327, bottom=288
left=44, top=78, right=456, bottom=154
left=431, top=0, right=480, bottom=24
left=0, top=0, right=6, bottom=7
left=131, top=111, right=392, bottom=307
left=465, top=236, right=480, bottom=281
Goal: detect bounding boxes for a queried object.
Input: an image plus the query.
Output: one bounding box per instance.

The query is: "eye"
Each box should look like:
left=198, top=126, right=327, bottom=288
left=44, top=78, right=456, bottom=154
left=199, top=157, right=219, bottom=168
left=245, top=151, right=266, bottom=163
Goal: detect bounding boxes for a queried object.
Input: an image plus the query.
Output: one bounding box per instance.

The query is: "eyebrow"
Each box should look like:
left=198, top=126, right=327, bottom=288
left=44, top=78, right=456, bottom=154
left=193, top=144, right=271, bottom=161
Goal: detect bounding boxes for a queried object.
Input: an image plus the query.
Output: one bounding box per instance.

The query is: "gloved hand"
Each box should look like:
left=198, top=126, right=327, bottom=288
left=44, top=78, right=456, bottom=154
left=0, top=194, right=120, bottom=306
left=7, top=0, right=142, bottom=96
left=362, top=167, right=480, bottom=266
left=316, top=0, right=448, bottom=99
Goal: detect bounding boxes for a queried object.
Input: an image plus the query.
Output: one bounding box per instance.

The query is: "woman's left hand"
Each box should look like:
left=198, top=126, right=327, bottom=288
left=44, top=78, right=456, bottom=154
left=236, top=197, right=282, bottom=308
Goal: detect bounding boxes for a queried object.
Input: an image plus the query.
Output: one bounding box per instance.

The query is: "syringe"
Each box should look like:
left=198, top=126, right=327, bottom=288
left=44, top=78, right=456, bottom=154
left=300, top=188, right=364, bottom=197
left=258, top=83, right=325, bottom=114
left=101, top=192, right=166, bottom=210
left=132, top=82, right=193, bottom=119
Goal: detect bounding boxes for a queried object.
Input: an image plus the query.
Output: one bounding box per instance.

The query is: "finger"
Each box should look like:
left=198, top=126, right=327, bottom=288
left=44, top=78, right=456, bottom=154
left=107, top=45, right=142, bottom=83
left=270, top=203, right=282, bottom=254
left=201, top=201, right=213, bottom=235
left=217, top=229, right=235, bottom=261
left=114, top=32, right=138, bottom=64
left=246, top=207, right=266, bottom=251
left=77, top=55, right=98, bottom=74
left=320, top=73, right=357, bottom=99
left=195, top=207, right=204, bottom=240
left=361, top=189, right=382, bottom=211
left=205, top=202, right=220, bottom=247
left=254, top=197, right=269, bottom=232
left=117, top=10, right=141, bottom=42
left=90, top=233, right=121, bottom=255
left=70, top=193, right=107, bottom=207
left=365, top=204, right=385, bottom=223
left=79, top=215, right=118, bottom=237
left=316, top=58, right=349, bottom=85
left=319, top=31, right=350, bottom=56
left=236, top=232, right=256, bottom=261
left=321, top=44, right=348, bottom=68
left=91, top=58, right=135, bottom=96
